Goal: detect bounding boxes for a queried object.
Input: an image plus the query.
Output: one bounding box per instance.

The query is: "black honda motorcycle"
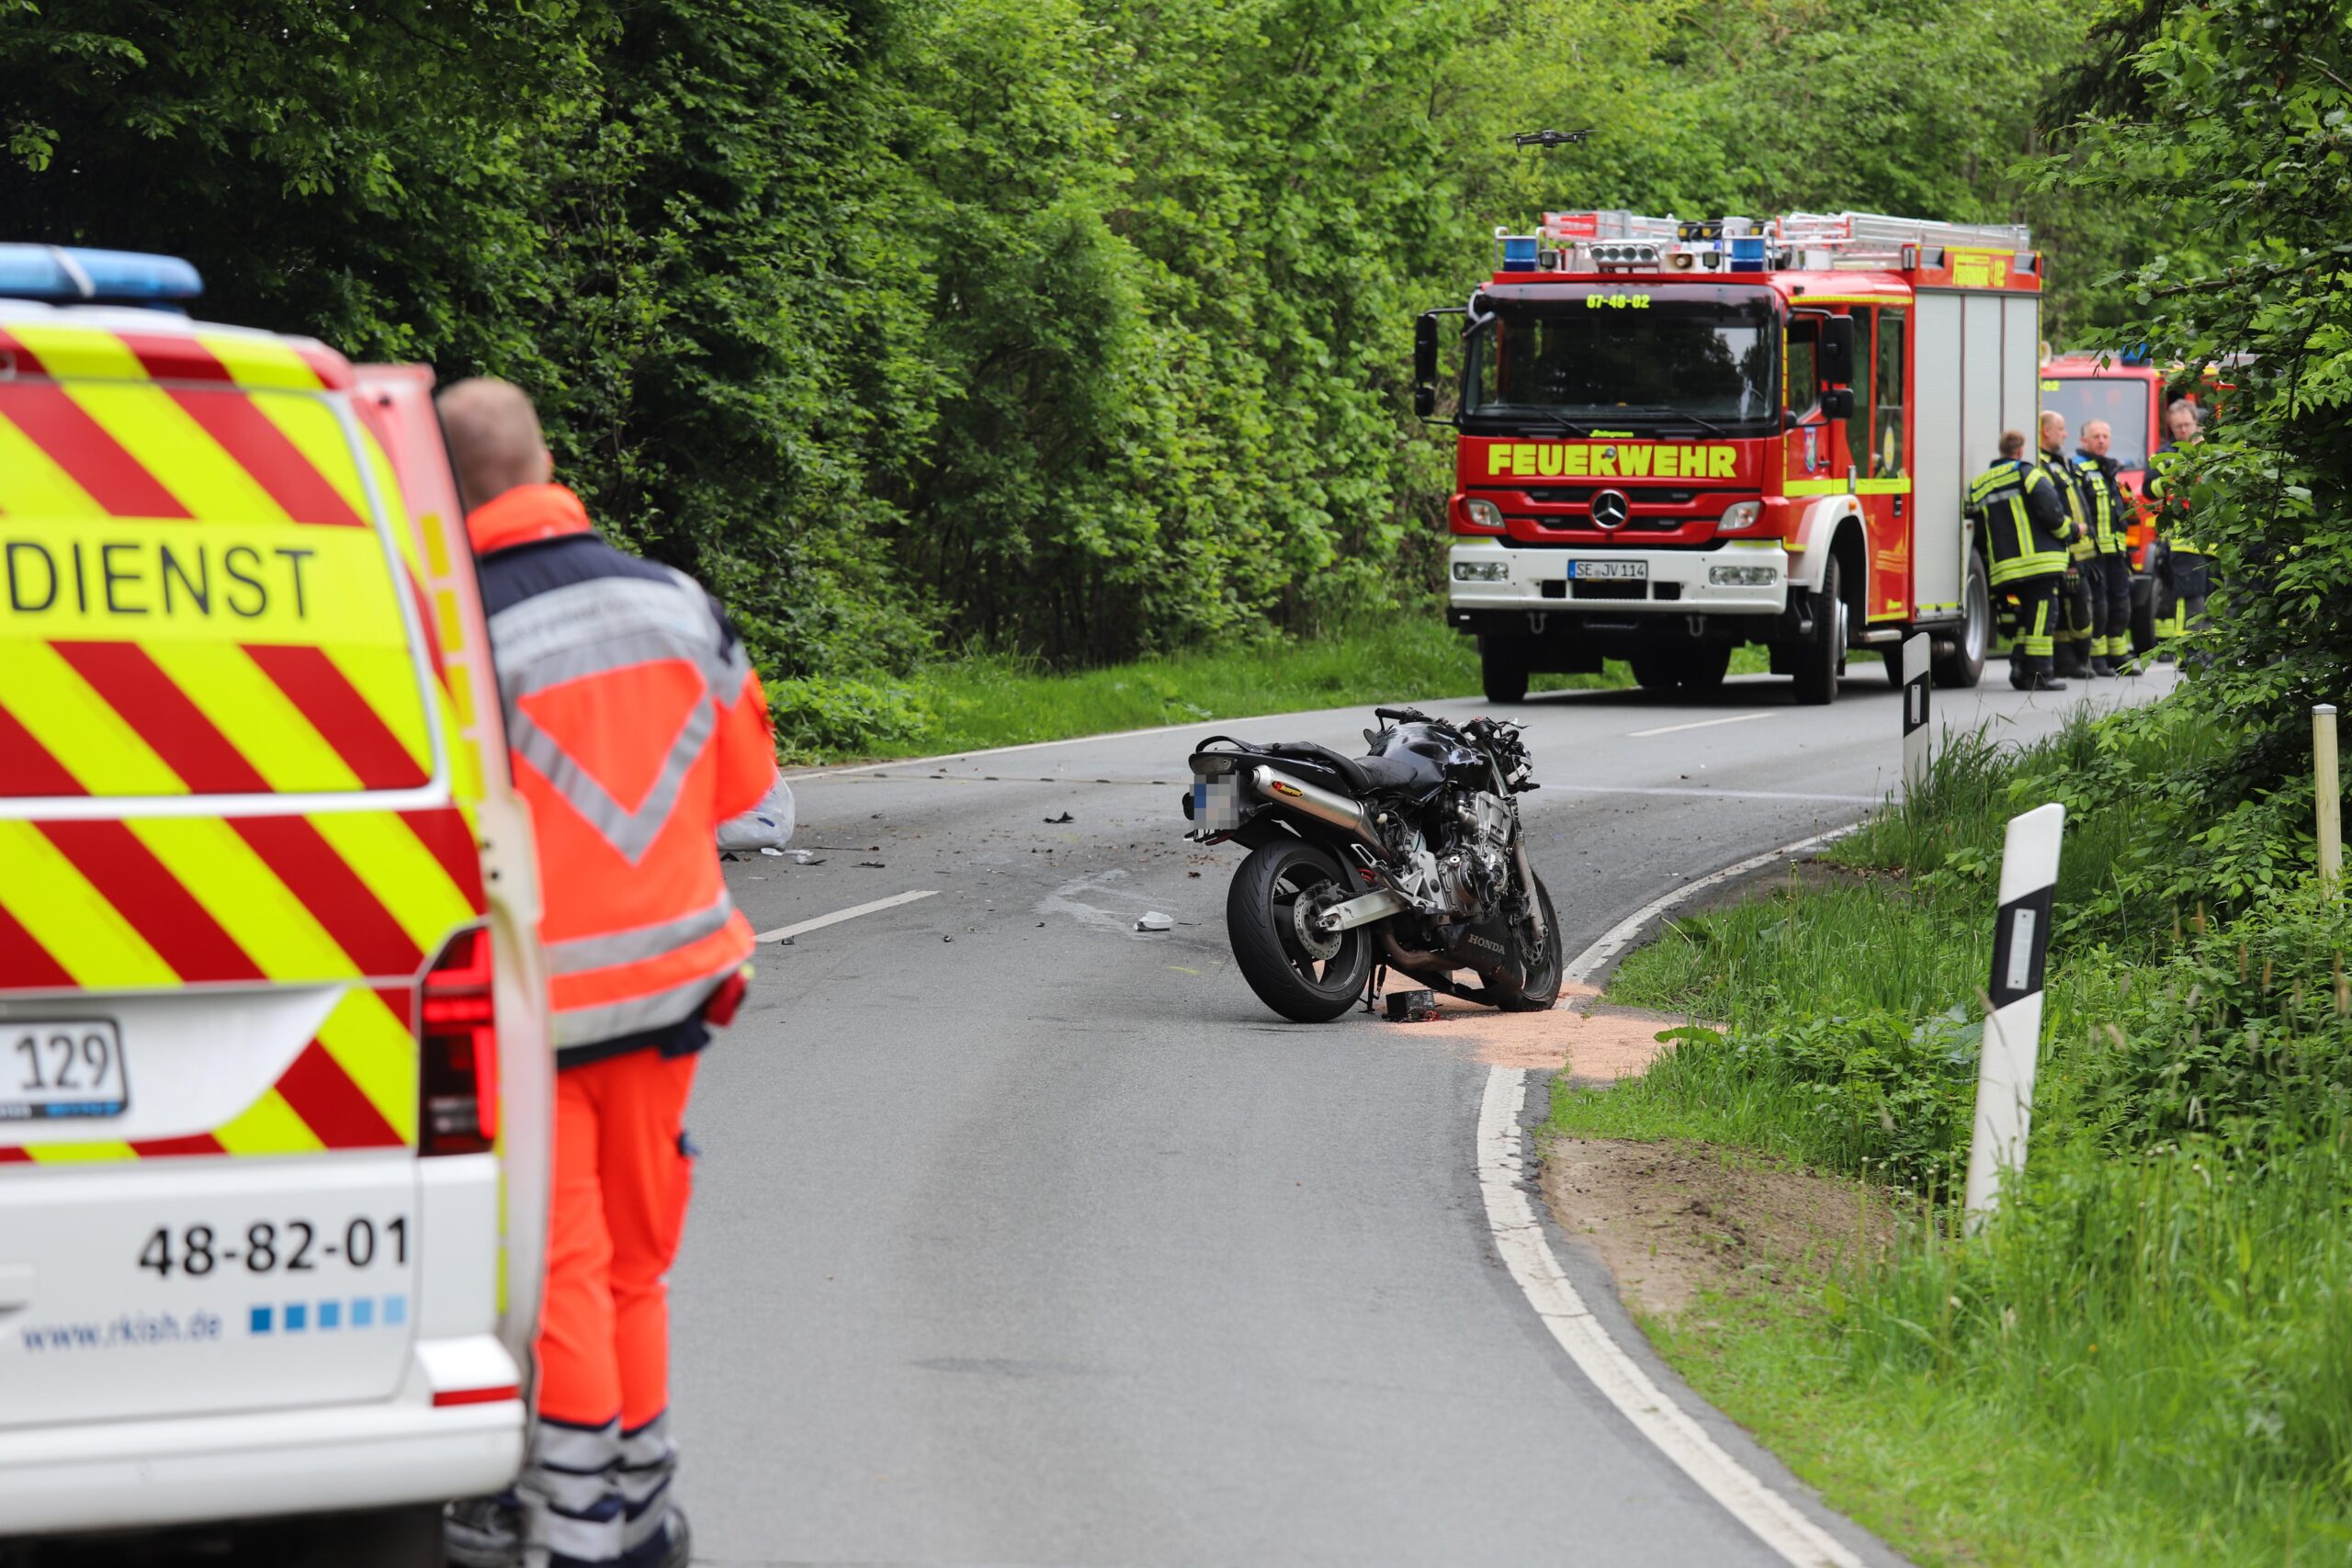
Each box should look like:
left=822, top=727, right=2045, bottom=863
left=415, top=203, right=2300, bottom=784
left=1182, top=706, right=1562, bottom=1023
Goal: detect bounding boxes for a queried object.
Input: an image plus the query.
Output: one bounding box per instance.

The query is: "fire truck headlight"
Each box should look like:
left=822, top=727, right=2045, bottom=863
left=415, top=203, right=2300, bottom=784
left=1453, top=560, right=1509, bottom=581
left=1708, top=564, right=1780, bottom=587
left=1464, top=498, right=1506, bottom=531
left=1717, top=501, right=1763, bottom=531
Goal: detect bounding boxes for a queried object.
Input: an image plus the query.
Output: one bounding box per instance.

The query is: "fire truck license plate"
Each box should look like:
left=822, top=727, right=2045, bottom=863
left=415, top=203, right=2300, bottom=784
left=1567, top=559, right=1647, bottom=581
left=3, top=1019, right=129, bottom=1120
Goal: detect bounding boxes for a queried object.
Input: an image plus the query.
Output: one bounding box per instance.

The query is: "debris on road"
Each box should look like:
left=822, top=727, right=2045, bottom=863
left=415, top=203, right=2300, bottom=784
left=1045, top=811, right=1075, bottom=824
left=858, top=861, right=887, bottom=868
left=1135, top=911, right=1173, bottom=931
left=1385, top=989, right=1441, bottom=1022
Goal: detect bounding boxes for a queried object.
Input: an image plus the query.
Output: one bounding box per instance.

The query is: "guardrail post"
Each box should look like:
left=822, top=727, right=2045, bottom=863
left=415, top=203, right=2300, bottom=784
left=1901, top=633, right=1932, bottom=796
left=2316, top=705, right=2341, bottom=892
left=1964, top=801, right=2064, bottom=1229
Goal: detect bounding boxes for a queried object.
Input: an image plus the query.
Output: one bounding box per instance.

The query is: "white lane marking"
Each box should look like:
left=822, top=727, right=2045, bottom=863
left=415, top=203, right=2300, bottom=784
left=1479, top=822, right=1871, bottom=1568
left=1478, top=1072, right=1864, bottom=1568
left=755, top=889, right=938, bottom=943
left=1564, top=826, right=1859, bottom=986
left=1626, top=711, right=1778, bottom=739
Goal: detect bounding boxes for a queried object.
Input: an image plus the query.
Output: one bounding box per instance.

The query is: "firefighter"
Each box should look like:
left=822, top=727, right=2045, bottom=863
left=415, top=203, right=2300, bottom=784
left=2038, top=412, right=2097, bottom=678
left=2147, top=398, right=2210, bottom=647
left=1973, top=429, right=2072, bottom=692
left=2074, top=417, right=2134, bottom=675
left=436, top=379, right=778, bottom=1568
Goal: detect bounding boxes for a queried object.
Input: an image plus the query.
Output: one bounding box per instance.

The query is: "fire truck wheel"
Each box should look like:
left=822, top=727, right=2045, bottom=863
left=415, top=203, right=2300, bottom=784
left=2129, top=573, right=2158, bottom=656
left=1677, top=643, right=1731, bottom=691
left=1931, top=549, right=1991, bottom=688
left=1789, top=556, right=1844, bottom=705
left=1478, top=636, right=1530, bottom=704
left=1629, top=651, right=1680, bottom=692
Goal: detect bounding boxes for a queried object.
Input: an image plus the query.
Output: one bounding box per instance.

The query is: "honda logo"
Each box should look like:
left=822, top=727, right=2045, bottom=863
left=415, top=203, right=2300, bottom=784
left=1590, top=489, right=1630, bottom=529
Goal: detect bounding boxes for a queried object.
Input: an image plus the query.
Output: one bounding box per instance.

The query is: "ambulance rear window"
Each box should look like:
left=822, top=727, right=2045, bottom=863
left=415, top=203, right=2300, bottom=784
left=0, top=377, right=436, bottom=798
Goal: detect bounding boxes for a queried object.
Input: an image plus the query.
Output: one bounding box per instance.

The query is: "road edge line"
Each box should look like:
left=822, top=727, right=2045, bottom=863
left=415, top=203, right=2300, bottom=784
left=1479, top=823, right=1870, bottom=1568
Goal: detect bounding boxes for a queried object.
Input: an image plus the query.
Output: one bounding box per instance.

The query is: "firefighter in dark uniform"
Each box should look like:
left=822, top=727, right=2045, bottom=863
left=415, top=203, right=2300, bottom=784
left=2074, top=417, right=2134, bottom=675
left=2147, top=398, right=2210, bottom=647
left=2039, top=412, right=2097, bottom=678
left=1972, top=428, right=2073, bottom=691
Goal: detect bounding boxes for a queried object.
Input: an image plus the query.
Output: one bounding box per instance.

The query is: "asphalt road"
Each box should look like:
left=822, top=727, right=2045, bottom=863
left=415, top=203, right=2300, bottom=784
left=673, top=661, right=2175, bottom=1568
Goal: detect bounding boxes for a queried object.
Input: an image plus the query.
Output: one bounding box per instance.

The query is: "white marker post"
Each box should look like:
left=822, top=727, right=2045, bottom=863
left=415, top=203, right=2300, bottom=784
left=1901, top=633, right=1932, bottom=796
left=1964, top=802, right=2064, bottom=1227
left=2316, top=705, right=2341, bottom=891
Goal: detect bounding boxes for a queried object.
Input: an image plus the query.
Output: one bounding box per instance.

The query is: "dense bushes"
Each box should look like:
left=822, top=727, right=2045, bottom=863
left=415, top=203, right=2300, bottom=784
left=0, top=0, right=2099, bottom=726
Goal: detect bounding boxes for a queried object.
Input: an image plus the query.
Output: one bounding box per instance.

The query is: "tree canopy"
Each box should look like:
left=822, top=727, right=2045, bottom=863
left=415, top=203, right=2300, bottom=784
left=3, top=0, right=2117, bottom=727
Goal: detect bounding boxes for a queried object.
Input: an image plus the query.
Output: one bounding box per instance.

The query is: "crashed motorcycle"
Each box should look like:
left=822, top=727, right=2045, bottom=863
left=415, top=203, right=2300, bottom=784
left=1182, top=706, right=1563, bottom=1023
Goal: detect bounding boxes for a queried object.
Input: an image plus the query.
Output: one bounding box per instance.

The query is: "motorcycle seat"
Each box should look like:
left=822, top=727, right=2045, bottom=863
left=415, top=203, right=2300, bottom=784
left=1268, top=740, right=1438, bottom=796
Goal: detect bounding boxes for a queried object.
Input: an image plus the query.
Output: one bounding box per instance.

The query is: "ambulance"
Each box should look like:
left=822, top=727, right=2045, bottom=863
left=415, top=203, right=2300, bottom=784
left=0, top=247, right=549, bottom=1562
left=1417, top=210, right=2045, bottom=703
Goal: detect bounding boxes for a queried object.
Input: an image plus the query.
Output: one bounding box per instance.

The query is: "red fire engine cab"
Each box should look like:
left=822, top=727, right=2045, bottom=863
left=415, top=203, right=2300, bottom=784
left=1416, top=210, right=2045, bottom=705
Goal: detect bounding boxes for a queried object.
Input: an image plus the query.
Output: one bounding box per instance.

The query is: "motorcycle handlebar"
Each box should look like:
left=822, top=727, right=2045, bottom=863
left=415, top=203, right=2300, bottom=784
left=1373, top=705, right=1429, bottom=723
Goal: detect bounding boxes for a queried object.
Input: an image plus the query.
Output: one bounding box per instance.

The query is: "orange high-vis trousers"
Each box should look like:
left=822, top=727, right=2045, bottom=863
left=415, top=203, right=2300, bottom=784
left=526, top=1049, right=698, bottom=1565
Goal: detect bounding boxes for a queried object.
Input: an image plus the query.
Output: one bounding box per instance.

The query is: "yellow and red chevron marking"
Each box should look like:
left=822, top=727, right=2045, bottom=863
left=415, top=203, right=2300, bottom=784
left=0, top=983, right=419, bottom=1164
left=0, top=807, right=485, bottom=991
left=0, top=320, right=444, bottom=799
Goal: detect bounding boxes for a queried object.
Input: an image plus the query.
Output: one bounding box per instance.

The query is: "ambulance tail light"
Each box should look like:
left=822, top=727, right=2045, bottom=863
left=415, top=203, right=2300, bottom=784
left=419, top=926, right=499, bottom=1156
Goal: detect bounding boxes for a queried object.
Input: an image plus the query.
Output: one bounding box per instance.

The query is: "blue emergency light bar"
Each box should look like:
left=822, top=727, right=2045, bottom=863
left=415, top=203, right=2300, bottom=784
left=0, top=244, right=204, bottom=305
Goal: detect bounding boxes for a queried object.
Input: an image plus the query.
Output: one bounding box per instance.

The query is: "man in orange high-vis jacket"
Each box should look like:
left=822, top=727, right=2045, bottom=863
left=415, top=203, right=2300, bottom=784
left=436, top=379, right=775, bottom=1568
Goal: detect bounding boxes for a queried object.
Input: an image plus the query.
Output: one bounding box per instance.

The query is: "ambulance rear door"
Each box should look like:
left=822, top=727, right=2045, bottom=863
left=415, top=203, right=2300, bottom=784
left=0, top=309, right=489, bottom=1428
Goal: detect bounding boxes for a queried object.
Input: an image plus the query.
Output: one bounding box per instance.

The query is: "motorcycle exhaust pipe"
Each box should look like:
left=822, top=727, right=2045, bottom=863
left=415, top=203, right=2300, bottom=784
left=1250, top=765, right=1385, bottom=853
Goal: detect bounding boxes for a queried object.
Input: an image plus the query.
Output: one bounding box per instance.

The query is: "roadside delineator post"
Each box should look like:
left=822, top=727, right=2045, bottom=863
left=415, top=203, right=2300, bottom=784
left=1901, top=632, right=1932, bottom=796
left=1964, top=801, right=2064, bottom=1228
left=2316, top=705, right=2341, bottom=891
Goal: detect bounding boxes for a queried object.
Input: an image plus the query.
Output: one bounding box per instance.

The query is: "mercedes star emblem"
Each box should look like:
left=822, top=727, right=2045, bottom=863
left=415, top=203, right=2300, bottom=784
left=1590, top=489, right=1630, bottom=529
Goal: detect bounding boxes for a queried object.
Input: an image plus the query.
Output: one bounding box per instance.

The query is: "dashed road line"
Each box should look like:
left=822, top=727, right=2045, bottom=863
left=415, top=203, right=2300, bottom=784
left=1626, top=710, right=1778, bottom=739
left=755, top=889, right=939, bottom=944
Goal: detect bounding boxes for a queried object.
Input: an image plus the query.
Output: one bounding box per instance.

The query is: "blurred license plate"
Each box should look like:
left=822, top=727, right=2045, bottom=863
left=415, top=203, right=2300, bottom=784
left=1567, top=559, right=1647, bottom=581
left=1193, top=773, right=1247, bottom=835
left=3, top=1019, right=129, bottom=1120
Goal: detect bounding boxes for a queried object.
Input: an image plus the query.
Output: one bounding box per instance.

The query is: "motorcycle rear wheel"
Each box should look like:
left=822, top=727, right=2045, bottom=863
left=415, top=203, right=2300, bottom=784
left=1491, top=873, right=1564, bottom=1012
left=1227, top=840, right=1374, bottom=1023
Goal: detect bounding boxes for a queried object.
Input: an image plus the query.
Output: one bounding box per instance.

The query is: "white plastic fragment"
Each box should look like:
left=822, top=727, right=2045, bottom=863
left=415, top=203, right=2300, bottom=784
left=1136, top=911, right=1173, bottom=931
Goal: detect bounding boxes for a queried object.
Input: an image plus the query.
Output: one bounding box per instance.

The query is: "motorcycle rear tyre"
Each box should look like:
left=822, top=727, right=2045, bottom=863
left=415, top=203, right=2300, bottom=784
left=1227, top=840, right=1375, bottom=1023
left=1492, top=873, right=1565, bottom=1012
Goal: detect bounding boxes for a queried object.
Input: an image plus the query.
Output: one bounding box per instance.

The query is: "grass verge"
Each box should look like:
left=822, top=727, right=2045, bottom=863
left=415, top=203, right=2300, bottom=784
left=1551, top=715, right=2352, bottom=1566
left=768, top=616, right=1770, bottom=763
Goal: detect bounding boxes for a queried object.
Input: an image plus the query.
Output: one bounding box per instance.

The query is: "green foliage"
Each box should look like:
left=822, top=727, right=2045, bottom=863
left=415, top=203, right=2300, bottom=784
left=1, top=0, right=2123, bottom=698
left=1561, top=715, right=2352, bottom=1563
left=2038, top=1, right=2352, bottom=843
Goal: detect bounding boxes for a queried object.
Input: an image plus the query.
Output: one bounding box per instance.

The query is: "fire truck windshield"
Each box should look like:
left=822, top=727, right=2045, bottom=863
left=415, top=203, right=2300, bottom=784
left=2041, top=377, right=2152, bottom=469
left=1462, top=286, right=1777, bottom=435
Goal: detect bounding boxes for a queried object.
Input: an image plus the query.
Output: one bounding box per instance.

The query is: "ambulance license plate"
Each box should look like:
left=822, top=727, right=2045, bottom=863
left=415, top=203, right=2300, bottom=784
left=1567, top=559, right=1647, bottom=581
left=3, top=1019, right=129, bottom=1120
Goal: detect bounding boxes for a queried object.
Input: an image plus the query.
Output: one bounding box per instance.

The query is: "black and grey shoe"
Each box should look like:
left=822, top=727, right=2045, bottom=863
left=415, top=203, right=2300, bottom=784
left=444, top=1494, right=526, bottom=1568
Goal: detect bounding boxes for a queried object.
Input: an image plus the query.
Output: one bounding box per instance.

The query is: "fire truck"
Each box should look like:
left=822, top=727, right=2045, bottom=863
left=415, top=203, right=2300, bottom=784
left=1417, top=210, right=2045, bottom=704
left=2039, top=350, right=2178, bottom=656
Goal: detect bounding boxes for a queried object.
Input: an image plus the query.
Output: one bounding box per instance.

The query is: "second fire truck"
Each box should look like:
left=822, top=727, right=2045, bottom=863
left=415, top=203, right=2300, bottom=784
left=1417, top=209, right=2045, bottom=704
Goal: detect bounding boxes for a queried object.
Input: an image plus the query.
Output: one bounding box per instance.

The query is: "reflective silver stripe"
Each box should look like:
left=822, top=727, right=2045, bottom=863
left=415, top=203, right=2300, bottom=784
left=554, top=964, right=732, bottom=1048
left=508, top=698, right=715, bottom=866
left=619, top=1482, right=673, bottom=1551
left=540, top=1505, right=622, bottom=1565
left=617, top=1409, right=675, bottom=1511
left=531, top=1415, right=619, bottom=1473
left=490, top=571, right=735, bottom=698
left=545, top=890, right=737, bottom=978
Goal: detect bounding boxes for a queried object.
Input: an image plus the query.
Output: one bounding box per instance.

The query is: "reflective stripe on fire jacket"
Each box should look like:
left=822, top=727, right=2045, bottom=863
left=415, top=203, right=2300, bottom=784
left=2040, top=450, right=2096, bottom=561
left=1969, top=458, right=2071, bottom=585
left=469, top=484, right=777, bottom=1055
left=2072, top=449, right=2130, bottom=555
